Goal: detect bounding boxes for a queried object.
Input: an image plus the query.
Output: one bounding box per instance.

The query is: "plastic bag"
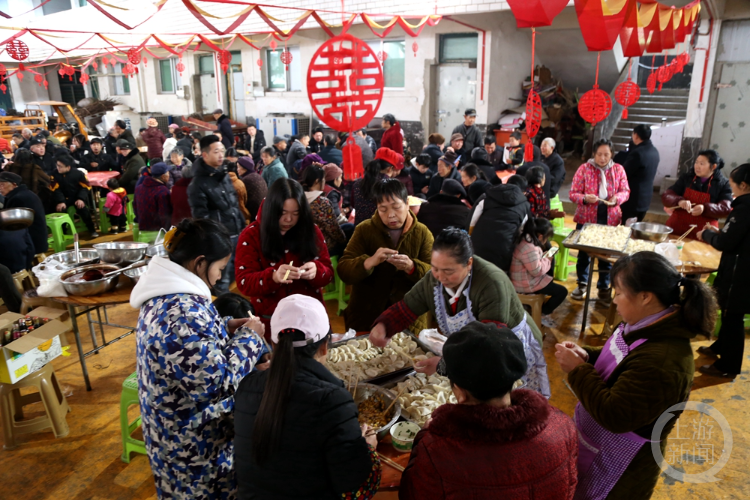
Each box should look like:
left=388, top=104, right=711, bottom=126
left=655, top=242, right=681, bottom=266
left=332, top=329, right=356, bottom=343
left=33, top=261, right=68, bottom=297
left=419, top=329, right=447, bottom=355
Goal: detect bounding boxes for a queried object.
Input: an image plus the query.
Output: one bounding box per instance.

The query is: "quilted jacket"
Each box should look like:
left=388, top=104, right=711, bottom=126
left=569, top=160, right=630, bottom=226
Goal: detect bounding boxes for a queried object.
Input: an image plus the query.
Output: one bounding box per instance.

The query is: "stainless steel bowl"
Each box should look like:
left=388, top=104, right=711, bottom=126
left=351, top=383, right=401, bottom=439
left=146, top=243, right=167, bottom=258
left=124, top=264, right=147, bottom=284
left=59, top=264, right=120, bottom=296
left=46, top=249, right=101, bottom=267
left=93, top=241, right=149, bottom=263
left=630, top=222, right=674, bottom=242
left=0, top=207, right=34, bottom=230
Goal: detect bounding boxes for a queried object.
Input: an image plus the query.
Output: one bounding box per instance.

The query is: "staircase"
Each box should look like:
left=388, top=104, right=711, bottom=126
left=611, top=88, right=690, bottom=152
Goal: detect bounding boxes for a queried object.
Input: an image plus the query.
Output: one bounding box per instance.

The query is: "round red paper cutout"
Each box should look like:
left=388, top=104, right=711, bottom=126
left=578, top=87, right=612, bottom=126
left=128, top=48, right=142, bottom=65
left=6, top=40, right=29, bottom=61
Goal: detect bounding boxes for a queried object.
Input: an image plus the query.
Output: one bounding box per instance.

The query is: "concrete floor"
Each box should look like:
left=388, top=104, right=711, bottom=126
left=1, top=224, right=748, bottom=499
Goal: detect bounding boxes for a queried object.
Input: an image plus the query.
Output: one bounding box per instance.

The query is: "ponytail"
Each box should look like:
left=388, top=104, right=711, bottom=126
left=361, top=159, right=390, bottom=199
left=251, top=329, right=329, bottom=463
left=611, top=252, right=717, bottom=336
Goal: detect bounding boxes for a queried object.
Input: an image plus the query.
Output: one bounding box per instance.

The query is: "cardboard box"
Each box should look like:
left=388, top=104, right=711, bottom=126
left=0, top=307, right=70, bottom=384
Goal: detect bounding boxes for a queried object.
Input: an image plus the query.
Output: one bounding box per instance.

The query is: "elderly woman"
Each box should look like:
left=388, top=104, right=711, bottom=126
left=662, top=149, right=732, bottom=238
left=351, top=147, right=398, bottom=225
left=338, top=178, right=434, bottom=332
left=141, top=118, right=167, bottom=160
left=426, top=150, right=462, bottom=198
left=568, top=138, right=630, bottom=301
left=555, top=252, right=716, bottom=500
left=260, top=146, right=288, bottom=188
left=370, top=227, right=549, bottom=397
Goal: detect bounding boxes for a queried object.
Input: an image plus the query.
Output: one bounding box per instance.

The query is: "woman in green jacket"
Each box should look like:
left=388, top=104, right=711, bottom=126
left=370, top=228, right=549, bottom=398
left=555, top=252, right=716, bottom=500
left=338, top=178, right=434, bottom=332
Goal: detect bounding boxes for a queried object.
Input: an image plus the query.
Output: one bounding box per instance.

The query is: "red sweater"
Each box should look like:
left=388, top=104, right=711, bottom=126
left=399, top=389, right=578, bottom=500
left=380, top=123, right=404, bottom=156
left=235, top=221, right=334, bottom=325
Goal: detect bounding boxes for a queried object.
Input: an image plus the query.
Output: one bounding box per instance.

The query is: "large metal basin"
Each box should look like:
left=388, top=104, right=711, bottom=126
left=0, top=208, right=34, bottom=230
left=630, top=222, right=674, bottom=242
left=93, top=241, right=148, bottom=263
left=59, top=264, right=120, bottom=296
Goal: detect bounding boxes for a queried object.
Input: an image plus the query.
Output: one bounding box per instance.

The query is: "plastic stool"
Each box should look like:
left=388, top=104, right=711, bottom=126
left=0, top=364, right=70, bottom=450
left=135, top=229, right=160, bottom=244
left=46, top=213, right=77, bottom=253
left=125, top=200, right=136, bottom=231
left=120, top=372, right=147, bottom=463
left=12, top=269, right=36, bottom=292
left=98, top=198, right=111, bottom=234
left=517, top=293, right=544, bottom=330
left=66, top=206, right=89, bottom=234
left=552, top=227, right=576, bottom=281
left=549, top=195, right=565, bottom=230
left=323, top=256, right=350, bottom=316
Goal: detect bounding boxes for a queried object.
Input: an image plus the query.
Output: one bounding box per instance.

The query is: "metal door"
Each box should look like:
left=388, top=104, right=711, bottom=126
left=708, top=63, right=750, bottom=167
left=199, top=74, right=218, bottom=114
left=435, top=65, right=476, bottom=138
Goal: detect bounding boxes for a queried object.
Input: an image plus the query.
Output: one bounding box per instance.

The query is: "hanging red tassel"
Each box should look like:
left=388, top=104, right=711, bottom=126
left=622, top=108, right=628, bottom=119
left=524, top=141, right=534, bottom=162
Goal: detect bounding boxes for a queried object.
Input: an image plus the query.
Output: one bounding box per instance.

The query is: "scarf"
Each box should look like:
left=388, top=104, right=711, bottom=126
left=444, top=271, right=471, bottom=307
left=588, top=158, right=613, bottom=200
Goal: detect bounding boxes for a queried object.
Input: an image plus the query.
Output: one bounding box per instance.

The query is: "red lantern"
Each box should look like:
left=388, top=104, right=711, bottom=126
left=377, top=51, right=388, bottom=63
left=656, top=64, right=671, bottom=91
left=142, top=56, right=148, bottom=67
left=524, top=90, right=542, bottom=161
left=280, top=50, right=293, bottom=71
left=43, top=80, right=48, bottom=89
left=92, top=61, right=98, bottom=71
left=16, top=71, right=23, bottom=81
left=58, top=66, right=65, bottom=77
left=128, top=48, right=142, bottom=65
left=578, top=86, right=612, bottom=126
left=6, top=40, right=29, bottom=61
left=34, top=73, right=43, bottom=85
left=306, top=33, right=385, bottom=134
left=0, top=84, right=5, bottom=94
left=80, top=73, right=89, bottom=84
left=646, top=72, right=657, bottom=94
left=64, top=65, right=75, bottom=76
left=614, top=79, right=640, bottom=119
left=0, top=63, right=6, bottom=80
left=102, top=56, right=109, bottom=67
left=507, top=0, right=568, bottom=28
left=412, top=42, right=418, bottom=57
left=270, top=39, right=278, bottom=50
left=256, top=58, right=263, bottom=68
left=176, top=60, right=185, bottom=75
left=110, top=58, right=116, bottom=68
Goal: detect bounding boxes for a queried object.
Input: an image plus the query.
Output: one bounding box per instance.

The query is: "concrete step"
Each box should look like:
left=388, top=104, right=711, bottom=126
left=640, top=88, right=690, bottom=97
left=634, top=100, right=689, bottom=110
left=626, top=107, right=687, bottom=117
left=620, top=116, right=685, bottom=125
left=637, top=94, right=690, bottom=103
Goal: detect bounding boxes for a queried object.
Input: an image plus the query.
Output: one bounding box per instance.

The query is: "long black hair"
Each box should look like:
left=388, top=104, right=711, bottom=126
left=611, top=252, right=717, bottom=336
left=361, top=159, right=392, bottom=199
left=261, top=178, right=319, bottom=263
left=167, top=218, right=233, bottom=284
left=252, top=328, right=329, bottom=463
left=299, top=164, right=325, bottom=192
left=212, top=292, right=254, bottom=318
left=461, top=163, right=487, bottom=182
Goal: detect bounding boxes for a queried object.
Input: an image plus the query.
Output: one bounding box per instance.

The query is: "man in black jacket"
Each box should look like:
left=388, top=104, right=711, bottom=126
left=117, top=140, right=146, bottom=195
left=29, top=137, right=57, bottom=176
left=417, top=179, right=470, bottom=237
left=114, top=120, right=136, bottom=148
left=84, top=137, right=116, bottom=171
left=621, top=124, right=660, bottom=222
left=309, top=127, right=324, bottom=154
left=319, top=134, right=343, bottom=166
left=541, top=138, right=566, bottom=199
left=50, top=155, right=97, bottom=237
left=213, top=108, right=235, bottom=150
left=452, top=108, right=482, bottom=154
left=244, top=124, right=266, bottom=163
left=0, top=171, right=48, bottom=254
left=187, top=135, right=246, bottom=294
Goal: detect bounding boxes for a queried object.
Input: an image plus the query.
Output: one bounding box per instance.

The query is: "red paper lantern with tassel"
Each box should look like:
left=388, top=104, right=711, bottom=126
left=58, top=66, right=65, bottom=77
left=217, top=50, right=231, bottom=74
left=578, top=87, right=612, bottom=126
left=92, top=61, right=98, bottom=71
left=142, top=57, right=148, bottom=67
left=64, top=65, right=75, bottom=76
left=656, top=64, right=671, bottom=91
left=412, top=42, right=418, bottom=57
left=102, top=56, right=109, bottom=67
left=524, top=90, right=542, bottom=161
left=377, top=51, right=388, bottom=62
left=615, top=80, right=640, bottom=119
left=0, top=84, right=6, bottom=94
left=270, top=39, right=278, bottom=50
left=127, top=48, right=142, bottom=65
left=256, top=59, right=263, bottom=68
left=176, top=60, right=185, bottom=75
left=16, top=72, right=23, bottom=81
left=43, top=80, right=48, bottom=90
left=646, top=72, right=657, bottom=94
left=6, top=40, right=29, bottom=61
left=34, top=73, right=43, bottom=85
left=80, top=73, right=89, bottom=84
left=280, top=50, right=293, bottom=71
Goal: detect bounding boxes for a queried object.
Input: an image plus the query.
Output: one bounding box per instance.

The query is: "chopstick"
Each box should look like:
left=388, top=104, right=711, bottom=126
left=665, top=206, right=681, bottom=210
left=352, top=374, right=360, bottom=400
left=382, top=386, right=406, bottom=415
left=676, top=225, right=697, bottom=243
left=283, top=261, right=294, bottom=281
left=379, top=454, right=405, bottom=472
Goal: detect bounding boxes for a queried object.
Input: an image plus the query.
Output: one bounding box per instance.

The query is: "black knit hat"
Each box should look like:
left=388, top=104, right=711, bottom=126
left=441, top=178, right=466, bottom=198
left=443, top=321, right=527, bottom=401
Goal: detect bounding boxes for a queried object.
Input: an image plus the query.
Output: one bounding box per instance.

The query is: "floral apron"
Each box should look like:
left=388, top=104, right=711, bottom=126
left=573, top=324, right=656, bottom=500
left=433, top=276, right=551, bottom=398
left=666, top=179, right=718, bottom=237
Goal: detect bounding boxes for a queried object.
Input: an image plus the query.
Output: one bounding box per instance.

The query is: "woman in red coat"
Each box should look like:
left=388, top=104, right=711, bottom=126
left=235, top=178, right=334, bottom=336
left=141, top=118, right=167, bottom=160
left=380, top=114, right=403, bottom=156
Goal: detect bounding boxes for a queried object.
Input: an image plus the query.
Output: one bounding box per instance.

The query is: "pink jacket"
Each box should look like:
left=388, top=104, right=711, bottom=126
left=510, top=237, right=553, bottom=294
left=569, top=161, right=630, bottom=226
left=104, top=189, right=125, bottom=217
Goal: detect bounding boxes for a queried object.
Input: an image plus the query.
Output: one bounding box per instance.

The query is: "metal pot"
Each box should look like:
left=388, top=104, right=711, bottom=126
left=630, top=222, right=674, bottom=242
left=59, top=264, right=120, bottom=296
left=93, top=241, right=149, bottom=263
left=350, top=383, right=401, bottom=440
left=124, top=264, right=147, bottom=284
left=0, top=208, right=34, bottom=230
left=45, top=249, right=101, bottom=267
left=146, top=243, right=167, bottom=258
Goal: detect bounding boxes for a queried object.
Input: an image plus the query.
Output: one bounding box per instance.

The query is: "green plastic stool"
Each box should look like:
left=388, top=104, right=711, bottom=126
left=552, top=227, right=577, bottom=281
left=120, top=372, right=147, bottom=463
left=550, top=195, right=565, bottom=230
left=66, top=206, right=89, bottom=234
left=98, top=198, right=111, bottom=234
left=125, top=200, right=136, bottom=231
left=135, top=229, right=160, bottom=243
left=323, top=256, right=350, bottom=316
left=46, top=213, right=77, bottom=253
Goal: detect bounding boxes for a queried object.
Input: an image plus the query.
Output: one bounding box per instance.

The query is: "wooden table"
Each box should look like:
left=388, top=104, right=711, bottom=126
left=578, top=239, right=721, bottom=339
left=51, top=276, right=135, bottom=391
left=377, top=436, right=410, bottom=491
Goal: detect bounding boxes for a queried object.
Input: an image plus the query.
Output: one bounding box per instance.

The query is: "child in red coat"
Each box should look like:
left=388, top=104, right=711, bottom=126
left=104, top=178, right=128, bottom=233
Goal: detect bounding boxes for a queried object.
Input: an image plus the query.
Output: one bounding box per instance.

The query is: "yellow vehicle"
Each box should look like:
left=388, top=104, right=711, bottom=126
left=0, top=101, right=89, bottom=144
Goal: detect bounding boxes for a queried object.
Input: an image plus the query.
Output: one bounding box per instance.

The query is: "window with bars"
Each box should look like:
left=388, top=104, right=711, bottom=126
left=265, top=47, right=301, bottom=91
left=364, top=39, right=405, bottom=88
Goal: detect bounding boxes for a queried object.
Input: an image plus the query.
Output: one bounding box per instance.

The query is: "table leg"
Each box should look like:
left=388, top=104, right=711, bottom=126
left=86, top=310, right=99, bottom=353
left=579, top=259, right=596, bottom=340
left=96, top=306, right=107, bottom=345
left=69, top=304, right=92, bottom=391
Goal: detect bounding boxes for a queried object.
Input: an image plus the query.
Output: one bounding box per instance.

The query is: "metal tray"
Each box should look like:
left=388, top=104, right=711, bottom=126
left=328, top=332, right=435, bottom=386
left=562, top=223, right=631, bottom=257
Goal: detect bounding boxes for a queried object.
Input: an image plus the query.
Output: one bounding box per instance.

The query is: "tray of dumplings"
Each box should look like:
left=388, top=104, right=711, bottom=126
left=385, top=372, right=456, bottom=427
left=562, top=223, right=632, bottom=257
left=327, top=332, right=437, bottom=386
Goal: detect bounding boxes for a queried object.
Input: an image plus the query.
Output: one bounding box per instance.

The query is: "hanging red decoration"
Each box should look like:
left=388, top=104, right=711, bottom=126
left=125, top=62, right=136, bottom=77
left=110, top=58, right=117, bottom=68
left=58, top=66, right=65, bottom=77
left=34, top=73, right=43, bottom=85
left=377, top=51, right=388, bottom=63
left=80, top=73, right=89, bottom=84
left=0, top=84, right=6, bottom=94
left=64, top=65, right=75, bottom=76
left=256, top=58, right=263, bottom=68
left=280, top=50, right=293, bottom=71
left=507, top=0, right=568, bottom=28
left=0, top=64, right=6, bottom=80
left=307, top=33, right=385, bottom=179
left=142, top=57, right=148, bottom=67
left=579, top=87, right=611, bottom=126
left=16, top=72, right=23, bottom=81
left=217, top=50, right=231, bottom=74
left=614, top=80, right=640, bottom=119
left=270, top=39, right=278, bottom=50
left=524, top=29, right=542, bottom=162
left=646, top=71, right=657, bottom=94
left=92, top=61, right=98, bottom=71
left=127, top=48, right=142, bottom=65
left=6, top=40, right=29, bottom=61
left=412, top=42, right=418, bottom=57
left=102, top=56, right=109, bottom=67
left=574, top=0, right=627, bottom=52
left=43, top=80, right=48, bottom=90
left=176, top=59, right=185, bottom=75
left=656, top=64, right=671, bottom=91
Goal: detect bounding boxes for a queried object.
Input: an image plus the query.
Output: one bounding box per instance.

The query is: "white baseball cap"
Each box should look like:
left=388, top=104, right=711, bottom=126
left=270, top=295, right=330, bottom=347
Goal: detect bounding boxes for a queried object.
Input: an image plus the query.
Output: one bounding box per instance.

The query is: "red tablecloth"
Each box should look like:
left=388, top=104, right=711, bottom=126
left=87, top=171, right=120, bottom=188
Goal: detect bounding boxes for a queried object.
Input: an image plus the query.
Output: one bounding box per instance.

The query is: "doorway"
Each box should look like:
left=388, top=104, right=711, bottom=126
left=197, top=55, right=219, bottom=115
left=434, top=34, right=478, bottom=139
left=227, top=51, right=245, bottom=122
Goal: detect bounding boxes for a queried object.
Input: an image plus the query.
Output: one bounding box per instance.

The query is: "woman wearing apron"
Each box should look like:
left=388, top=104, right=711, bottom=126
left=555, top=252, right=717, bottom=500
left=662, top=149, right=733, bottom=237
left=370, top=227, right=550, bottom=398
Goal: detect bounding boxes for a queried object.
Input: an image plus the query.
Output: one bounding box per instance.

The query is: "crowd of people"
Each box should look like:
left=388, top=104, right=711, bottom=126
left=1, top=107, right=749, bottom=500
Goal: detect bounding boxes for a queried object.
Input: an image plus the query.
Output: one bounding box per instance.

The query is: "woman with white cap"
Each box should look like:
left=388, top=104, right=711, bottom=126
left=234, top=294, right=381, bottom=499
